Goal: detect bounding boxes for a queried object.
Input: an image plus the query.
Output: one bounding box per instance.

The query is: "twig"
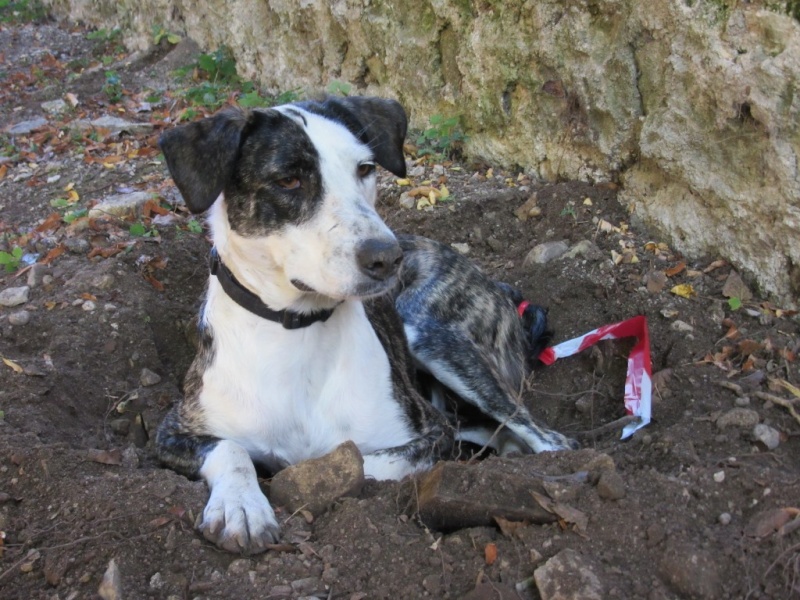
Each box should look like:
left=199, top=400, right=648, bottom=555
left=575, top=415, right=638, bottom=440
left=754, top=392, right=800, bottom=427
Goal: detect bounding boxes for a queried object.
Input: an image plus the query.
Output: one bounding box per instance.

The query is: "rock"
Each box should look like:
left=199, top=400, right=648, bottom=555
left=718, top=512, right=732, bottom=526
left=574, top=395, right=592, bottom=414
left=149, top=572, right=164, bottom=590
left=270, top=441, right=364, bottom=515
left=71, top=116, right=154, bottom=136
left=596, top=470, right=626, bottom=500
left=98, top=558, right=122, bottom=600
left=462, top=582, right=520, bottom=600
left=8, top=310, right=31, bottom=326
left=109, top=418, right=130, bottom=436
left=41, top=99, right=68, bottom=114
left=0, top=286, right=30, bottom=307
left=658, top=542, right=721, bottom=599
left=290, top=576, right=322, bottom=595
left=534, top=548, right=604, bottom=600
left=670, top=320, right=694, bottom=332
left=416, top=461, right=557, bottom=530
left=6, top=117, right=47, bottom=135
left=524, top=241, right=569, bottom=266
left=563, top=240, right=602, bottom=261
left=716, top=408, right=760, bottom=430
left=450, top=242, right=470, bottom=255
left=89, top=191, right=155, bottom=219
left=267, top=585, right=293, bottom=597
left=227, top=558, right=252, bottom=576
left=140, top=368, right=162, bottom=386
left=44, top=552, right=69, bottom=586
left=121, top=445, right=139, bottom=469
left=514, top=194, right=539, bottom=221
left=26, top=263, right=49, bottom=287
left=398, top=192, right=415, bottom=209
left=486, top=237, right=504, bottom=253
left=408, top=165, right=426, bottom=177
left=82, top=300, right=96, bottom=312
left=64, top=237, right=90, bottom=254
left=734, top=396, right=751, bottom=407
left=752, top=423, right=780, bottom=450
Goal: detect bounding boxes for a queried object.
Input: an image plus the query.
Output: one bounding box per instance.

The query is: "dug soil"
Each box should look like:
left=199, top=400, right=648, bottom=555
left=1, top=16, right=799, bottom=600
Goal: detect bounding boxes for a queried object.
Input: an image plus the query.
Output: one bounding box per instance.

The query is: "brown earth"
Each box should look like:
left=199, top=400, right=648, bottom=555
left=1, top=15, right=800, bottom=600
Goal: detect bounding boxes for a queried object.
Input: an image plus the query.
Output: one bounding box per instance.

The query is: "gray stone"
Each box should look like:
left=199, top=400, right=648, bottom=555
left=97, top=558, right=122, bottom=600
left=140, top=368, right=162, bottom=387
left=670, top=320, right=694, bottom=333
left=716, top=408, right=760, bottom=430
left=752, top=423, right=780, bottom=450
left=534, top=548, right=604, bottom=600
left=41, top=99, right=68, bottom=114
left=8, top=310, right=31, bottom=326
left=6, top=117, right=47, bottom=135
left=398, top=192, right=415, bottom=209
left=270, top=441, right=364, bottom=516
left=524, top=241, right=569, bottom=266
left=290, top=577, right=322, bottom=595
left=658, top=542, right=721, bottom=599
left=64, top=237, right=90, bottom=254
left=450, top=242, right=470, bottom=255
left=226, top=558, right=252, bottom=576
left=563, top=240, right=603, bottom=261
left=26, top=263, right=49, bottom=287
left=71, top=116, right=154, bottom=136
left=0, top=286, right=30, bottom=307
left=89, top=192, right=154, bottom=219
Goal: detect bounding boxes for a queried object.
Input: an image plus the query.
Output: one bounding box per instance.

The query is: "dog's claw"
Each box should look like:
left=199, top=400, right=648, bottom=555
left=199, top=485, right=280, bottom=554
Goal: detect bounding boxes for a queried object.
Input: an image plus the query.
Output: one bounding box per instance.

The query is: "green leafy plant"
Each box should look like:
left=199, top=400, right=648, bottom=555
left=186, top=219, right=203, bottom=234
left=416, top=114, right=466, bottom=159
left=0, top=246, right=23, bottom=272
left=0, top=0, right=47, bottom=24
left=129, top=222, right=157, bottom=237
left=152, top=24, right=181, bottom=46
left=103, top=70, right=123, bottom=104
left=63, top=208, right=87, bottom=224
left=327, top=80, right=351, bottom=96
left=728, top=297, right=743, bottom=311
left=559, top=203, right=577, bottom=219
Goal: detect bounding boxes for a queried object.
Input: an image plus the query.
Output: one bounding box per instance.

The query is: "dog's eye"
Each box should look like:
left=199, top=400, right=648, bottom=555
left=276, top=177, right=301, bottom=190
left=357, top=163, right=376, bottom=178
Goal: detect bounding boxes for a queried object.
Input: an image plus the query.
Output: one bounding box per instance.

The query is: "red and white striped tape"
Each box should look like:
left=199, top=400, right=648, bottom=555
left=538, top=315, right=652, bottom=439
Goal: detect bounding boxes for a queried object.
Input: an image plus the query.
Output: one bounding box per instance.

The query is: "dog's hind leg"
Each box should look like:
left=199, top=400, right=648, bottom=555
left=156, top=409, right=280, bottom=554
left=405, top=322, right=579, bottom=453
left=362, top=423, right=452, bottom=480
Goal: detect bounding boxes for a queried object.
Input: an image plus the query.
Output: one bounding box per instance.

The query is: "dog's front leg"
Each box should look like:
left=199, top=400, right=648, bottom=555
left=156, top=414, right=280, bottom=554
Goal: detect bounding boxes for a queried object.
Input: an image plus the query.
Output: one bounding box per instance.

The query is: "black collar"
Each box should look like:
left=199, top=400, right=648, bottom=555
left=209, top=248, right=335, bottom=330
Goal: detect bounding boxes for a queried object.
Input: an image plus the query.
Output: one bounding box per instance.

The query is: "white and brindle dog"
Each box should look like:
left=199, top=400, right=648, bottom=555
left=156, top=96, right=578, bottom=554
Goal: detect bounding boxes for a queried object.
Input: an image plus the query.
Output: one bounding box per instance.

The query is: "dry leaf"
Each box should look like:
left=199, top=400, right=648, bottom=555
left=645, top=270, right=667, bottom=293
left=722, top=271, right=752, bottom=301
left=35, top=213, right=63, bottom=233
left=531, top=491, right=588, bottom=535
left=41, top=245, right=66, bottom=265
left=737, top=339, right=763, bottom=357
left=87, top=448, right=122, bottom=466
left=0, top=164, right=7, bottom=180
left=670, top=284, right=696, bottom=299
left=703, top=259, right=727, bottom=273
left=484, top=543, right=497, bottom=565
left=2, top=357, right=24, bottom=373
left=744, top=507, right=800, bottom=538
left=494, top=516, right=529, bottom=539
left=665, top=262, right=686, bottom=277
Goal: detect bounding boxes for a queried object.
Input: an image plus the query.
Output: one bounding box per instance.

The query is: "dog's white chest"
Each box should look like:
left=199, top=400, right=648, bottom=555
left=199, top=295, right=412, bottom=468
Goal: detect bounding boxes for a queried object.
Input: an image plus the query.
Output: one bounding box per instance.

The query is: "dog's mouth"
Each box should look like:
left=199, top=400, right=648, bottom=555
left=290, top=279, right=317, bottom=293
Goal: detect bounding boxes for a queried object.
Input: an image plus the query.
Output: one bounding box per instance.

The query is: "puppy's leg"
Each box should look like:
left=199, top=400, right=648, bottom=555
left=363, top=425, right=450, bottom=480
left=156, top=411, right=279, bottom=554
left=406, top=323, right=579, bottom=452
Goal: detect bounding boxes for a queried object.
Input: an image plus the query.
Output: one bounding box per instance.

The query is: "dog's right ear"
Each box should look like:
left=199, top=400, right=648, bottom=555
left=159, top=107, right=252, bottom=214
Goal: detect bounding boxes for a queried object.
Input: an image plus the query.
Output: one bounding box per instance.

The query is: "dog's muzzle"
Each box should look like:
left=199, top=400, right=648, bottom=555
left=356, top=238, right=403, bottom=281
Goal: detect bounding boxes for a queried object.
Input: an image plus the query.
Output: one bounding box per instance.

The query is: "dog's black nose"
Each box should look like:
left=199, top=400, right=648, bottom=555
left=356, top=238, right=403, bottom=281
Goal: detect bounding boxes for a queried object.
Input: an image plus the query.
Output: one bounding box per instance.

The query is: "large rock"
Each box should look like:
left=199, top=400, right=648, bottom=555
left=41, top=0, right=800, bottom=305
left=534, top=548, right=604, bottom=600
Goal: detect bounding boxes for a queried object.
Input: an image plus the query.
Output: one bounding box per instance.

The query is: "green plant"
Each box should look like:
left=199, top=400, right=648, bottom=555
left=86, top=28, right=124, bottom=58
left=0, top=0, right=47, bottom=24
left=129, top=222, right=157, bottom=237
left=559, top=203, right=577, bottom=219
left=0, top=246, right=23, bottom=272
left=728, top=297, right=742, bottom=311
left=63, top=208, right=87, bottom=224
left=187, top=219, right=203, bottom=234
left=103, top=71, right=123, bottom=104
left=152, top=24, right=181, bottom=45
left=416, top=114, right=466, bottom=159
left=327, top=80, right=351, bottom=96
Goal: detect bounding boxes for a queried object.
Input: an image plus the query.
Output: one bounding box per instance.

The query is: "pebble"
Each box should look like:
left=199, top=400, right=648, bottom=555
left=7, top=117, right=48, bottom=135
left=149, top=572, right=164, bottom=590
left=268, top=585, right=293, bottom=597
left=432, top=164, right=445, bottom=176
left=752, top=423, right=780, bottom=450
left=227, top=558, right=252, bottom=576
left=82, top=300, right=96, bottom=312
left=734, top=396, right=751, bottom=407
left=718, top=512, right=732, bottom=525
left=716, top=408, right=759, bottom=429
left=670, top=320, right=694, bottom=332
left=64, top=237, right=90, bottom=254
left=140, top=368, right=162, bottom=386
left=563, top=240, right=602, bottom=261
left=408, top=165, right=426, bottom=177
left=88, top=191, right=155, bottom=219
left=534, top=548, right=604, bottom=600
left=41, top=99, right=68, bottom=114
left=398, top=192, right=415, bottom=209
left=0, top=285, right=30, bottom=307
left=450, top=242, right=470, bottom=255
left=291, top=577, right=322, bottom=595
left=524, top=240, right=569, bottom=265
left=26, top=263, right=49, bottom=287
left=713, top=470, right=725, bottom=483
left=8, top=310, right=31, bottom=326
left=98, top=559, right=122, bottom=600
left=597, top=470, right=626, bottom=500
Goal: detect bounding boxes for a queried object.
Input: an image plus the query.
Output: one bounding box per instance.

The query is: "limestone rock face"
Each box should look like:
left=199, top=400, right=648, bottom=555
left=42, top=0, right=800, bottom=304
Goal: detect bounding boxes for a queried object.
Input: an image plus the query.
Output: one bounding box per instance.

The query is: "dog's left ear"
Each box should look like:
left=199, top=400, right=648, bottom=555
left=334, top=97, right=408, bottom=178
left=159, top=107, right=252, bottom=214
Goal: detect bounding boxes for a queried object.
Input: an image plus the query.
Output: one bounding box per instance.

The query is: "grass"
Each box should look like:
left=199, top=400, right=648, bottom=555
left=416, top=114, right=466, bottom=160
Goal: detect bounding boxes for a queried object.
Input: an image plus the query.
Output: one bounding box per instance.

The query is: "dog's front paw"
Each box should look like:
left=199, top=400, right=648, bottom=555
left=199, top=483, right=280, bottom=554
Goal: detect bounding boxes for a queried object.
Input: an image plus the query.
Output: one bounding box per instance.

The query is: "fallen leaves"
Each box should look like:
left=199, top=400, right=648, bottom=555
left=745, top=507, right=800, bottom=538
left=530, top=491, right=588, bottom=536
left=2, top=357, right=24, bottom=373
left=670, top=283, right=696, bottom=299
left=484, top=543, right=498, bottom=565
left=87, top=448, right=122, bottom=466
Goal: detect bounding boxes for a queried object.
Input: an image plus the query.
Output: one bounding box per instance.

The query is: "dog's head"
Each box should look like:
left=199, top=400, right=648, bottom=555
left=159, top=96, right=408, bottom=305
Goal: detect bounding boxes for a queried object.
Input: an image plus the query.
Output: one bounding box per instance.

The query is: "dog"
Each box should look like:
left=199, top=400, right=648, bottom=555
left=156, top=96, right=577, bottom=554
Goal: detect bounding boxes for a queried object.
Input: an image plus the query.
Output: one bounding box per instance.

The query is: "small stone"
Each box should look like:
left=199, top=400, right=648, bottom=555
left=64, top=237, right=90, bottom=254
left=450, top=242, right=470, bottom=255
left=82, top=300, right=96, bottom=312
left=423, top=573, right=442, bottom=594
left=291, top=576, right=322, bottom=595
left=670, top=320, right=694, bottom=332
left=8, top=311, right=31, bottom=326
left=270, top=441, right=364, bottom=516
left=104, top=303, right=118, bottom=312
left=534, top=548, right=604, bottom=600
left=563, top=240, right=602, bottom=261
left=121, top=445, right=139, bottom=469
left=716, top=408, right=759, bottom=429
left=6, top=117, right=48, bottom=135
left=432, top=164, right=445, bottom=176
left=92, top=274, right=116, bottom=290
left=646, top=523, right=666, bottom=546
left=734, top=396, right=751, bottom=407
left=41, top=99, right=68, bottom=114
left=713, top=470, right=725, bottom=483
left=399, top=192, right=415, bottom=209
left=752, top=423, right=780, bottom=450
left=718, top=512, right=732, bottom=525
left=0, top=286, right=30, bottom=307
left=524, top=241, right=569, bottom=266
left=596, top=470, right=626, bottom=500
left=98, top=559, right=122, bottom=600
left=514, top=195, right=539, bottom=221
left=89, top=192, right=155, bottom=219
left=140, top=368, right=162, bottom=387
left=658, top=542, right=721, bottom=598
left=486, top=237, right=504, bottom=253
left=408, top=165, right=426, bottom=177
left=109, top=419, right=130, bottom=435
left=149, top=572, right=164, bottom=590
left=574, top=395, right=592, bottom=413
left=27, top=263, right=49, bottom=287
left=722, top=270, right=753, bottom=302
left=71, top=116, right=154, bottom=136
left=227, top=558, right=252, bottom=576
left=267, top=585, right=293, bottom=597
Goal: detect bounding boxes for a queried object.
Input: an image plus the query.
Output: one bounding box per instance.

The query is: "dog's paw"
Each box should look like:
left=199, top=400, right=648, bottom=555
left=198, top=483, right=280, bottom=554
left=522, top=429, right=581, bottom=453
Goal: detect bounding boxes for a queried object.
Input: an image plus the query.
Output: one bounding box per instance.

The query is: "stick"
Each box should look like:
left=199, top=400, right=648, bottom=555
left=754, top=392, right=800, bottom=427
